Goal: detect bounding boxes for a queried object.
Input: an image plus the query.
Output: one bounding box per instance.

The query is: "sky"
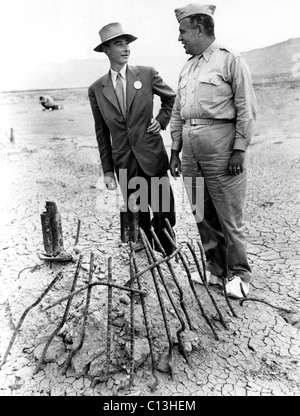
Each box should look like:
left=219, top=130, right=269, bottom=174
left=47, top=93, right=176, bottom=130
left=1, top=0, right=300, bottom=90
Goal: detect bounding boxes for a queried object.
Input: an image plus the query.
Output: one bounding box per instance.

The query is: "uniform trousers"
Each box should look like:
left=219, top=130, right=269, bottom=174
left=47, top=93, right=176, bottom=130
left=181, top=122, right=252, bottom=283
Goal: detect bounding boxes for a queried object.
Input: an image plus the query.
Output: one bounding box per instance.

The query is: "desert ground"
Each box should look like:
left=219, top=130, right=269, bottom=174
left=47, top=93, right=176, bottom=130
left=0, top=78, right=300, bottom=397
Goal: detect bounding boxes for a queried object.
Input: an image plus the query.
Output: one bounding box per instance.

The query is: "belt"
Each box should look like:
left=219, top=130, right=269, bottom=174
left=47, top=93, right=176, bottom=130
left=184, top=118, right=234, bottom=126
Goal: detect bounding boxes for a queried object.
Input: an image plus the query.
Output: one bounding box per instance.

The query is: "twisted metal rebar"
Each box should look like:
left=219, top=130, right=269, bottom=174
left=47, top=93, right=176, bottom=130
left=196, top=240, right=237, bottom=319
left=0, top=271, right=64, bottom=371
left=240, top=297, right=296, bottom=313
left=129, top=242, right=159, bottom=392
left=41, top=281, right=147, bottom=312
left=74, top=219, right=81, bottom=247
left=115, top=256, right=136, bottom=395
left=34, top=255, right=83, bottom=374
left=196, top=239, right=237, bottom=318
left=221, top=277, right=238, bottom=318
left=140, top=228, right=174, bottom=380
left=129, top=258, right=135, bottom=387
left=150, top=227, right=192, bottom=331
left=92, top=257, right=113, bottom=387
left=163, top=220, right=219, bottom=341
left=63, top=252, right=94, bottom=375
left=149, top=228, right=190, bottom=364
left=187, top=241, right=228, bottom=330
left=124, top=247, right=182, bottom=287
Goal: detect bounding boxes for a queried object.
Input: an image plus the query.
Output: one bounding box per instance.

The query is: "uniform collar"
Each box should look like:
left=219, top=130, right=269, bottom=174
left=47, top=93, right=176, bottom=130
left=202, top=39, right=219, bottom=62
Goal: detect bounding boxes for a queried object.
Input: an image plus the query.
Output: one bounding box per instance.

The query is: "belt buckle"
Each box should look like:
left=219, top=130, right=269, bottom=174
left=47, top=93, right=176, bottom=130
left=190, top=118, right=197, bottom=126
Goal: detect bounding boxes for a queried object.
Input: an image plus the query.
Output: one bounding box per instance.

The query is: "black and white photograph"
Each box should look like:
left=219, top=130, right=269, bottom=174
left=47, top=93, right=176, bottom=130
left=0, top=0, right=299, bottom=399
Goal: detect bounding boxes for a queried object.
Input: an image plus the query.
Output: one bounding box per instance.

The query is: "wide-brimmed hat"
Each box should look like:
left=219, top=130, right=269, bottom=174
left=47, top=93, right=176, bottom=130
left=94, top=22, right=137, bottom=52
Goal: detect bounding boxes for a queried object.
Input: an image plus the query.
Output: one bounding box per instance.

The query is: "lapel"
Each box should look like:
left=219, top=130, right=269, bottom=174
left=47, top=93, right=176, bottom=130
left=101, top=72, right=120, bottom=114
left=101, top=66, right=141, bottom=117
left=126, top=66, right=141, bottom=114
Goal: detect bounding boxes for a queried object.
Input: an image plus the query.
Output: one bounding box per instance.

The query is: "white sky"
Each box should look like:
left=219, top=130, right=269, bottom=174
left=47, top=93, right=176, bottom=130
left=1, top=0, right=300, bottom=89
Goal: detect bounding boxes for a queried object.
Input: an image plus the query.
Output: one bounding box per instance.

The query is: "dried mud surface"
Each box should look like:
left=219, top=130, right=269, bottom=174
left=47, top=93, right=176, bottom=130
left=0, top=81, right=300, bottom=396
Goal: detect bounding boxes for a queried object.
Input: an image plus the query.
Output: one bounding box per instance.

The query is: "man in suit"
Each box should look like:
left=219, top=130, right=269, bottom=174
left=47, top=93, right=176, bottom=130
left=88, top=22, right=176, bottom=254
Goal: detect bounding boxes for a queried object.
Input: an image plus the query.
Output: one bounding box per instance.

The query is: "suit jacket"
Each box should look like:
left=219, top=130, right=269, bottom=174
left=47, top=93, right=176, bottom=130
left=88, top=65, right=175, bottom=179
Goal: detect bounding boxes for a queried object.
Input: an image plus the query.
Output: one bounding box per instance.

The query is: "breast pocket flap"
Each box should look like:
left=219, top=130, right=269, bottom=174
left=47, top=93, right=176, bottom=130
left=198, top=76, right=221, bottom=86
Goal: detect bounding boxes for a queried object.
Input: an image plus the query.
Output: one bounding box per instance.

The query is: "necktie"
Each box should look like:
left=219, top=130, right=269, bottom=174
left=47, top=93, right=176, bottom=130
left=115, top=73, right=126, bottom=118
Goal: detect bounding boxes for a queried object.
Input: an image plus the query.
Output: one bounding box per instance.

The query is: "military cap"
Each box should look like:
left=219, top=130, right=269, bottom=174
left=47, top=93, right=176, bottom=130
left=175, top=3, right=216, bottom=22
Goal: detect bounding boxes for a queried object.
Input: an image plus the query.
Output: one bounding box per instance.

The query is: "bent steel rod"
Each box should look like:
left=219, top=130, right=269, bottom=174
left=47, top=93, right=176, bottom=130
left=34, top=255, right=83, bottom=374
left=221, top=277, right=238, bottom=318
left=187, top=241, right=228, bottom=330
left=150, top=227, right=192, bottom=331
left=196, top=240, right=238, bottom=318
left=124, top=246, right=182, bottom=287
left=129, top=258, right=135, bottom=388
left=129, top=242, right=159, bottom=392
left=105, top=257, right=113, bottom=378
left=74, top=219, right=81, bottom=247
left=240, top=297, right=295, bottom=313
left=163, top=220, right=219, bottom=341
left=41, top=281, right=147, bottom=312
left=149, top=227, right=190, bottom=364
left=116, top=257, right=136, bottom=395
left=140, top=229, right=174, bottom=380
left=92, top=257, right=113, bottom=387
left=63, top=252, right=94, bottom=375
left=0, top=271, right=64, bottom=371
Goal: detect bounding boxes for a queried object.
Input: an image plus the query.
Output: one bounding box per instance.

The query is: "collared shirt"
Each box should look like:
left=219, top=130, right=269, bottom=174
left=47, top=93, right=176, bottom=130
left=110, top=65, right=127, bottom=100
left=170, top=39, right=257, bottom=152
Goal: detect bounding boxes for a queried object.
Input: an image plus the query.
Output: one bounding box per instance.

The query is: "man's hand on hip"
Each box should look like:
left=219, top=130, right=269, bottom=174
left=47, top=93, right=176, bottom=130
left=147, top=118, right=161, bottom=134
left=170, top=150, right=182, bottom=180
left=104, top=171, right=117, bottom=190
left=228, top=150, right=245, bottom=176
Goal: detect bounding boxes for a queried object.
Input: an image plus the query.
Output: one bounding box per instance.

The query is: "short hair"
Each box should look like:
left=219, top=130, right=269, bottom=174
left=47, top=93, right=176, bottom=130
left=189, top=14, right=215, bottom=37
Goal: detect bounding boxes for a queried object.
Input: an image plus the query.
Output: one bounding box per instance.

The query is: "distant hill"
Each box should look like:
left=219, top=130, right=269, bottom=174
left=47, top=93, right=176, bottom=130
left=241, top=37, right=300, bottom=83
left=28, top=59, right=109, bottom=91
left=3, top=38, right=300, bottom=91
left=24, top=55, right=187, bottom=92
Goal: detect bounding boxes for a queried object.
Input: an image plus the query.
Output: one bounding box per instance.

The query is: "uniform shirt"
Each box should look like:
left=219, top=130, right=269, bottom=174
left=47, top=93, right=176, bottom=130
left=170, top=39, right=257, bottom=152
left=110, top=64, right=127, bottom=101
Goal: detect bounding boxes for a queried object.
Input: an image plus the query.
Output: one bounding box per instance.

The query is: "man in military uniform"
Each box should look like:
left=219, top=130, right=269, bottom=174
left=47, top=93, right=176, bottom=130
left=170, top=4, right=257, bottom=298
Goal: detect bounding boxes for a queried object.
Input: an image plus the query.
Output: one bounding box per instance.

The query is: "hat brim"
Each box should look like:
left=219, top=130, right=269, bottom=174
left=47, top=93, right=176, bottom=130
left=94, top=34, right=137, bottom=52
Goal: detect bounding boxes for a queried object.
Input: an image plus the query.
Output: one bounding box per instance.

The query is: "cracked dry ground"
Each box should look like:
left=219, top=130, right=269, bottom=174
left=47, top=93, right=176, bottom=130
left=0, top=87, right=300, bottom=397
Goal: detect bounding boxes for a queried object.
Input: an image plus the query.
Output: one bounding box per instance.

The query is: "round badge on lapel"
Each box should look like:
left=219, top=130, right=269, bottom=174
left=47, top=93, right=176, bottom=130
left=134, top=81, right=142, bottom=90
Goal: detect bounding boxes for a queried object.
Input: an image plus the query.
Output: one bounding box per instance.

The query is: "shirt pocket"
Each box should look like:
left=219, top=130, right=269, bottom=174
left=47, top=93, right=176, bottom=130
left=197, top=76, right=223, bottom=102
